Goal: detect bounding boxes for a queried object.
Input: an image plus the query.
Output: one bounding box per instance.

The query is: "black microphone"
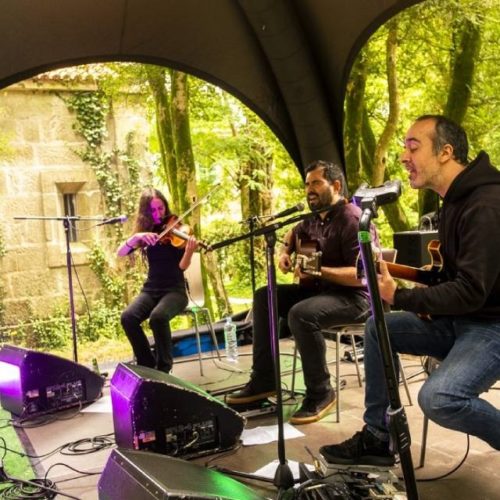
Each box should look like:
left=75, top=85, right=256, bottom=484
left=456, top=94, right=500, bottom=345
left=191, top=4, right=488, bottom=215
left=268, top=202, right=305, bottom=221
left=97, top=215, right=128, bottom=226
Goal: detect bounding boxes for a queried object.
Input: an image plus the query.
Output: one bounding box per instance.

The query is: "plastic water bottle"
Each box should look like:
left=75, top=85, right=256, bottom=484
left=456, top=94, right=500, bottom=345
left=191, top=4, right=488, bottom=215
left=92, top=357, right=100, bottom=375
left=224, top=316, right=239, bottom=363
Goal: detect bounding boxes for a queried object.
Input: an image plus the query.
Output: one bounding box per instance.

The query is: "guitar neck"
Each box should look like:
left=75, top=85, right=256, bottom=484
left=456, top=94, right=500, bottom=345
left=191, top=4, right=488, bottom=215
left=384, top=261, right=443, bottom=286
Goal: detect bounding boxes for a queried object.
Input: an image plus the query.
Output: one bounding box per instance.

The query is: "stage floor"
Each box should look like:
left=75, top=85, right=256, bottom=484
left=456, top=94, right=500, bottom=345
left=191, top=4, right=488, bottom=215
left=10, top=339, right=500, bottom=499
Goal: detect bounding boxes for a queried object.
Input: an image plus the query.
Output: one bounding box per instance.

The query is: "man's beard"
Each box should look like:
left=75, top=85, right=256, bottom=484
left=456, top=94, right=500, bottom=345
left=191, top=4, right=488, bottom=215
left=307, top=190, right=333, bottom=211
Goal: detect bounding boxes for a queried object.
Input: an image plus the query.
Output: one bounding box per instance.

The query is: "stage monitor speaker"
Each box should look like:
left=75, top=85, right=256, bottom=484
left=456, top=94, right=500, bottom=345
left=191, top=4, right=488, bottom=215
left=0, top=344, right=104, bottom=418
left=110, top=363, right=245, bottom=459
left=98, top=448, right=266, bottom=500
left=393, top=230, right=439, bottom=268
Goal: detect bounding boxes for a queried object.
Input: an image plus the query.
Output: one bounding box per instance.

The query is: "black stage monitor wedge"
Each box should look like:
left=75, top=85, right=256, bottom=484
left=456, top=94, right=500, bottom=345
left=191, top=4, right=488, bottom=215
left=110, top=363, right=245, bottom=459
left=0, top=344, right=104, bottom=418
left=393, top=230, right=439, bottom=268
left=98, top=448, right=266, bottom=500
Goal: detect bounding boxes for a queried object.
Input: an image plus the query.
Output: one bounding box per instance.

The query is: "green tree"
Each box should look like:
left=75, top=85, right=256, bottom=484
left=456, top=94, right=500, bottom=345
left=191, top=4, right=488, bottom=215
left=344, top=0, right=496, bottom=243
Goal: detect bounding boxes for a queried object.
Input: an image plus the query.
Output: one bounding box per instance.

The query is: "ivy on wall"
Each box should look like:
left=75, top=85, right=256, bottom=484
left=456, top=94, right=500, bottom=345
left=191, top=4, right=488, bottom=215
left=66, top=91, right=125, bottom=224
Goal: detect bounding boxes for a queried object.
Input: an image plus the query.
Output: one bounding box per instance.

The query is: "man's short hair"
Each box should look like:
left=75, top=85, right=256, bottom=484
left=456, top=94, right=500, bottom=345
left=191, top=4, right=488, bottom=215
left=305, top=160, right=348, bottom=197
left=416, top=115, right=469, bottom=165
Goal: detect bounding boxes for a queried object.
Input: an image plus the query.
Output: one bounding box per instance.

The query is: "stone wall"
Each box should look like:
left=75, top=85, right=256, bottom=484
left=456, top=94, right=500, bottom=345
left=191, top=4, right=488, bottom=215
left=0, top=80, right=150, bottom=327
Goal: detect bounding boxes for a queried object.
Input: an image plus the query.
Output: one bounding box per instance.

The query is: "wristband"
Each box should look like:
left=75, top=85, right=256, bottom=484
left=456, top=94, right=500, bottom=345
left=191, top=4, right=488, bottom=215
left=125, top=240, right=135, bottom=250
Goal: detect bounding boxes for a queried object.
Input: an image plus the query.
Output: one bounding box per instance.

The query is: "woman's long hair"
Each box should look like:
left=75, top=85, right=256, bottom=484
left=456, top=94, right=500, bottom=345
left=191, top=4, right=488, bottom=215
left=134, top=188, right=171, bottom=232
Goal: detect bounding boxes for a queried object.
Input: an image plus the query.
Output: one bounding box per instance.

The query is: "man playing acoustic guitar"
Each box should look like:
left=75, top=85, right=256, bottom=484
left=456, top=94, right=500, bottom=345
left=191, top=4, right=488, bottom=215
left=227, top=160, right=379, bottom=424
left=321, top=115, right=500, bottom=466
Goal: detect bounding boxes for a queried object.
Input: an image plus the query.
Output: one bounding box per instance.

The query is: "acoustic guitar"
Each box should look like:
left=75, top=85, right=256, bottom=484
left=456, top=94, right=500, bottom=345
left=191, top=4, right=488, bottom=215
left=294, top=238, right=322, bottom=287
left=298, top=238, right=445, bottom=288
left=376, top=239, right=445, bottom=286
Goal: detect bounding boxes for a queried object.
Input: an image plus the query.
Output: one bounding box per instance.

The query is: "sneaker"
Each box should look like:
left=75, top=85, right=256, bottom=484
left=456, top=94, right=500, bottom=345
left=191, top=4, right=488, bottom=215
left=289, top=390, right=336, bottom=425
left=225, top=380, right=276, bottom=405
left=319, top=426, right=395, bottom=466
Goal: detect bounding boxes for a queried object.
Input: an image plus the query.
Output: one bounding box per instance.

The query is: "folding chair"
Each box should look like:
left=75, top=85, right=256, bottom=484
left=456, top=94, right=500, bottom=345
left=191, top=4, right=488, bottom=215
left=290, top=248, right=413, bottom=422
left=182, top=252, right=222, bottom=375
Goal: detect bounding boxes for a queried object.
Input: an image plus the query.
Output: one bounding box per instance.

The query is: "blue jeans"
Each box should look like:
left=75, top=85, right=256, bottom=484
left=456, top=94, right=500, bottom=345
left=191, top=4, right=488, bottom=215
left=364, top=312, right=500, bottom=450
left=121, top=288, right=188, bottom=372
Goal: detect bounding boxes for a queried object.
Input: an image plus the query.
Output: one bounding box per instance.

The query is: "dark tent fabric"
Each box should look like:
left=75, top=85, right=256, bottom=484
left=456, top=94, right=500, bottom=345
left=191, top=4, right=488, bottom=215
left=0, top=0, right=422, bottom=172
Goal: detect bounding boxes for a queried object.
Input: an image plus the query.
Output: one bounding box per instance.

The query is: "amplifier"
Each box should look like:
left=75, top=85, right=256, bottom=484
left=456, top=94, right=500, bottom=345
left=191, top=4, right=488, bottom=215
left=0, top=344, right=104, bottom=418
left=393, top=230, right=439, bottom=268
left=98, top=448, right=266, bottom=500
left=110, top=363, right=245, bottom=459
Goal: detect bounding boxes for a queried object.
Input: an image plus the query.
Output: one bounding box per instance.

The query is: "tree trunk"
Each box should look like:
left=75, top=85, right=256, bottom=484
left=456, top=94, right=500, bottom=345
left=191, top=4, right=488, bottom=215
left=445, top=17, right=482, bottom=124
left=204, top=252, right=231, bottom=317
left=144, top=66, right=177, bottom=200
left=170, top=70, right=196, bottom=214
left=419, top=15, right=482, bottom=220
left=373, top=19, right=399, bottom=187
left=170, top=70, right=227, bottom=319
left=375, top=19, right=411, bottom=230
left=344, top=49, right=373, bottom=194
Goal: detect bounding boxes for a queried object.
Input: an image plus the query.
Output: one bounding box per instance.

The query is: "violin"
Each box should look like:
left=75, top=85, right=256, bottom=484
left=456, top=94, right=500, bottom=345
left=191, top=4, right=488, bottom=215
left=157, top=215, right=211, bottom=251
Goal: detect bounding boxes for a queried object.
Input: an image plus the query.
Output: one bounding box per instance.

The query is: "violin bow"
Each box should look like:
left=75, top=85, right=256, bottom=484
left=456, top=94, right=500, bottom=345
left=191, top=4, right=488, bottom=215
left=157, top=182, right=222, bottom=240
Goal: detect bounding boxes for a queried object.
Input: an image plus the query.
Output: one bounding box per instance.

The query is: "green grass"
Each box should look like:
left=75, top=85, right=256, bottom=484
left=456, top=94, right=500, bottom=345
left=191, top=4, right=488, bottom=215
left=0, top=408, right=35, bottom=481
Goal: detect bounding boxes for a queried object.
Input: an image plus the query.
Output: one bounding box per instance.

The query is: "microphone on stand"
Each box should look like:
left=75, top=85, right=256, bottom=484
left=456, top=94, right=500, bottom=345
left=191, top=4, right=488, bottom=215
left=97, top=215, right=128, bottom=226
left=267, top=202, right=305, bottom=221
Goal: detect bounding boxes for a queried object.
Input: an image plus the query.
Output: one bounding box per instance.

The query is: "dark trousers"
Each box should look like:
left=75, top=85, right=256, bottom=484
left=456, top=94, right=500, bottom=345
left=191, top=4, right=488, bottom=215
left=121, top=288, right=188, bottom=372
left=252, top=284, right=368, bottom=399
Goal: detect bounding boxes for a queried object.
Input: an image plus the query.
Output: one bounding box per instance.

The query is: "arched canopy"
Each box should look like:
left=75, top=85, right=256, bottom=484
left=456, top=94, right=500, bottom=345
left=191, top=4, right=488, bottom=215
left=0, top=0, right=423, bottom=172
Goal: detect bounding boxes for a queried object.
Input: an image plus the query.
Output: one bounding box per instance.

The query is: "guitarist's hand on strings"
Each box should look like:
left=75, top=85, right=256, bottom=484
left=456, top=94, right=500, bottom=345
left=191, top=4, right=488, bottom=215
left=377, top=260, right=397, bottom=306
left=294, top=263, right=312, bottom=282
left=278, top=253, right=293, bottom=273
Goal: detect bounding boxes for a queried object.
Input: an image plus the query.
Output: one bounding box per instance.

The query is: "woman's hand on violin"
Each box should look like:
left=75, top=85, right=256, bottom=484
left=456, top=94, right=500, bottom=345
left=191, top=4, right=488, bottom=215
left=184, top=236, right=198, bottom=255
left=118, top=233, right=156, bottom=257
left=179, top=236, right=198, bottom=270
left=135, top=232, right=159, bottom=246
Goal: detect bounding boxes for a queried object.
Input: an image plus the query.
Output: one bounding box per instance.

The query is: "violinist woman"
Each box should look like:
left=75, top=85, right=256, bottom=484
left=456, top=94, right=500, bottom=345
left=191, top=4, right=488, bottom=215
left=117, top=188, right=197, bottom=373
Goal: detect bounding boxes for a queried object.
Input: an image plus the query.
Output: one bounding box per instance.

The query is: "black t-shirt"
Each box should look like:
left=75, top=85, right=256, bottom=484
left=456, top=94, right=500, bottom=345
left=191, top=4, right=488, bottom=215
left=142, top=227, right=186, bottom=293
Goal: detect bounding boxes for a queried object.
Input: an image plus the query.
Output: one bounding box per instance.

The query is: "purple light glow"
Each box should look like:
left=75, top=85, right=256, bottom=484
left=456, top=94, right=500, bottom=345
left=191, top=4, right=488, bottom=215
left=0, top=360, right=22, bottom=406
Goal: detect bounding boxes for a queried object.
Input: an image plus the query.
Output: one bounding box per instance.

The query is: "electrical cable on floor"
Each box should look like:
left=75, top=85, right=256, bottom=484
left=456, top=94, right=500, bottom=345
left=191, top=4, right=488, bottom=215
left=43, top=462, right=102, bottom=486
left=0, top=432, right=115, bottom=470
left=0, top=436, right=63, bottom=464
left=0, top=432, right=114, bottom=499
left=0, top=455, right=79, bottom=500
left=203, top=441, right=242, bottom=467
left=413, top=433, right=470, bottom=482
left=60, top=433, right=115, bottom=456
left=0, top=477, right=61, bottom=500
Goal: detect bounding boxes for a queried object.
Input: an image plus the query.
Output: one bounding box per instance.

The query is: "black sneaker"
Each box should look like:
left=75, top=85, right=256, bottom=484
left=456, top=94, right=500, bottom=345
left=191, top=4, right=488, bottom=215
left=289, top=390, right=336, bottom=425
left=225, top=380, right=276, bottom=405
left=319, top=426, right=395, bottom=466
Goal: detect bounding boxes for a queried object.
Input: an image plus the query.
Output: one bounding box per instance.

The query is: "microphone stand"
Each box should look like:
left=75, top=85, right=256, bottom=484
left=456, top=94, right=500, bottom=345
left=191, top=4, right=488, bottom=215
left=210, top=209, right=325, bottom=493
left=356, top=195, right=419, bottom=500
left=13, top=215, right=120, bottom=363
left=240, top=215, right=259, bottom=297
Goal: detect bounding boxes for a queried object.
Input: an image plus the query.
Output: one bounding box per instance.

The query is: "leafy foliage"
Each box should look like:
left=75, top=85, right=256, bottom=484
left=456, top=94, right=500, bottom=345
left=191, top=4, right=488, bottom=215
left=87, top=244, right=126, bottom=307
left=345, top=0, right=500, bottom=244
left=78, top=299, right=124, bottom=342
left=10, top=305, right=70, bottom=350
left=66, top=91, right=125, bottom=224
left=7, top=0, right=500, bottom=354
